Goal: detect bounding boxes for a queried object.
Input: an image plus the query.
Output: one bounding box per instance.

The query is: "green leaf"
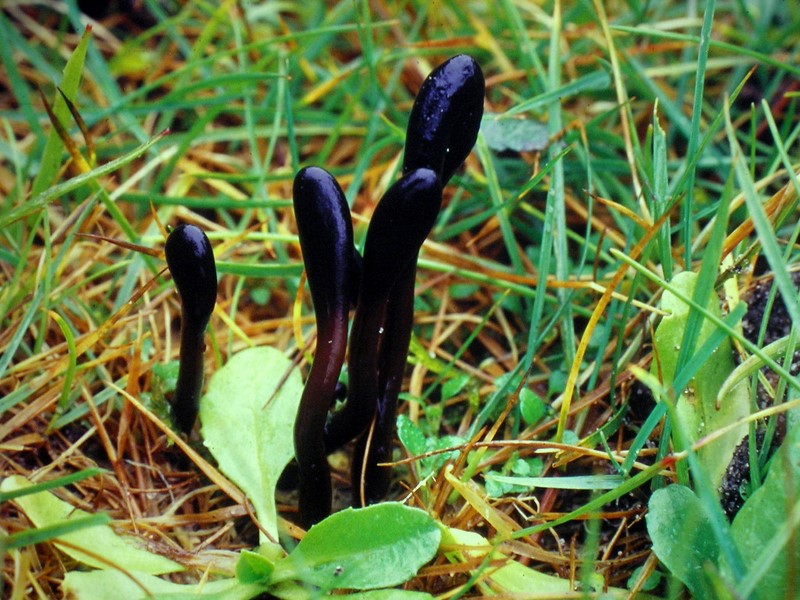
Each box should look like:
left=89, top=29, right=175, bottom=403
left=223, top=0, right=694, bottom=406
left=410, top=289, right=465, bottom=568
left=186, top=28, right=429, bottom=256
left=62, top=570, right=265, bottom=600
left=274, top=503, right=441, bottom=592
left=0, top=475, right=182, bottom=574
left=646, top=484, right=719, bottom=599
left=236, top=550, right=275, bottom=585
left=519, top=388, right=546, bottom=425
left=200, top=347, right=303, bottom=543
left=729, top=410, right=800, bottom=600
left=653, top=271, right=749, bottom=488
left=441, top=373, right=469, bottom=401
left=396, top=414, right=427, bottom=456
left=481, top=114, right=549, bottom=153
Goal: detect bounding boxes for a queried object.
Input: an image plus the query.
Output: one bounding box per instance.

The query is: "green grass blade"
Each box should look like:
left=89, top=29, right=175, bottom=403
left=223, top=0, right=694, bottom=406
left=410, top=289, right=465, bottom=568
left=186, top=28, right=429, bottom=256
left=0, top=468, right=105, bottom=503
left=1, top=514, right=111, bottom=551
left=30, top=26, right=92, bottom=198
left=0, top=129, right=168, bottom=229
left=725, top=104, right=800, bottom=328
left=680, top=0, right=717, bottom=264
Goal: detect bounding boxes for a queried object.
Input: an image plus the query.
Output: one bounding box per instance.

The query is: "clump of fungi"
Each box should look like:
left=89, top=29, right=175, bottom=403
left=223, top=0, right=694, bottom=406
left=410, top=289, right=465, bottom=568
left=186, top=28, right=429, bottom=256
left=293, top=55, right=485, bottom=527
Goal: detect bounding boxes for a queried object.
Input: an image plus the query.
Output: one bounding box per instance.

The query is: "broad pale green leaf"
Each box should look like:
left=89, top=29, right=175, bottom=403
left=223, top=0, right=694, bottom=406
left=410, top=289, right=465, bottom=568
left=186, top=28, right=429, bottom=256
left=62, top=570, right=265, bottom=600
left=729, top=409, right=800, bottom=599
left=200, top=347, right=303, bottom=542
left=275, top=503, right=440, bottom=592
left=481, top=114, right=549, bottom=153
left=0, top=476, right=182, bottom=574
left=653, top=271, right=749, bottom=488
left=646, top=484, right=719, bottom=599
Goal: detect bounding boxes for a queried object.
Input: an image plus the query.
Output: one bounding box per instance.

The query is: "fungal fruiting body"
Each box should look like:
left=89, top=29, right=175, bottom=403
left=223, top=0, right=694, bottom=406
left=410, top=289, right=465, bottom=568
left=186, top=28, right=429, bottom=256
left=165, top=224, right=217, bottom=435
left=293, top=166, right=358, bottom=526
left=351, top=260, right=417, bottom=504
left=322, top=168, right=443, bottom=505
left=323, top=168, right=443, bottom=455
left=349, top=55, right=485, bottom=503
left=294, top=54, right=485, bottom=514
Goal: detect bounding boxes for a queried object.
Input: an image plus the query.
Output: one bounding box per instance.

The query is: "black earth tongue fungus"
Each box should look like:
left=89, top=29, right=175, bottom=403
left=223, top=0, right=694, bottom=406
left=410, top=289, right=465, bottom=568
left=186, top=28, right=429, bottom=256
left=402, top=54, right=485, bottom=185
left=292, top=166, right=359, bottom=527
left=349, top=55, right=485, bottom=504
left=351, top=260, right=417, bottom=504
left=317, top=168, right=441, bottom=508
left=323, top=169, right=443, bottom=454
left=164, top=224, right=217, bottom=435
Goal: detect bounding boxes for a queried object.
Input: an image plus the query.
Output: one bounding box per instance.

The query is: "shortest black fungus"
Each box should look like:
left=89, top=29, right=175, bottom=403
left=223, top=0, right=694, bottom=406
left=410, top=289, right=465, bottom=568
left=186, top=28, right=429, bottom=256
left=165, top=224, right=217, bottom=435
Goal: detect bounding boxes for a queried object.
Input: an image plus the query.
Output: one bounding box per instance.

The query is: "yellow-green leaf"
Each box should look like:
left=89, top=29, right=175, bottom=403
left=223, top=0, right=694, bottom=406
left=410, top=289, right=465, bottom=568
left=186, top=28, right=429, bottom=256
left=0, top=475, right=183, bottom=574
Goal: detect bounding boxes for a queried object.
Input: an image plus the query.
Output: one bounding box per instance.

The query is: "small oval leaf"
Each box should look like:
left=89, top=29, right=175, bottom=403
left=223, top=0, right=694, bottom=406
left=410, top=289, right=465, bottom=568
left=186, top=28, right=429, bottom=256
left=646, top=484, right=719, bottom=599
left=281, top=503, right=441, bottom=591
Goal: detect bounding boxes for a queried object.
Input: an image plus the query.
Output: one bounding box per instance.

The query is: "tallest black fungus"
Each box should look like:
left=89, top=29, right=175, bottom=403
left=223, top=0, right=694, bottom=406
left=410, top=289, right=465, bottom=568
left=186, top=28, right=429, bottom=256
left=293, top=54, right=484, bottom=523
left=360, top=54, right=484, bottom=504
left=323, top=168, right=443, bottom=451
left=345, top=169, right=443, bottom=506
left=326, top=54, right=485, bottom=505
left=402, top=54, right=485, bottom=185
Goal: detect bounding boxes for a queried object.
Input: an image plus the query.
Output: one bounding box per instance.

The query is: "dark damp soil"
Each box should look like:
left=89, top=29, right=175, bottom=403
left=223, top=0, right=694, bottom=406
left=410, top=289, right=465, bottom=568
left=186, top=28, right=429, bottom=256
left=718, top=270, right=799, bottom=517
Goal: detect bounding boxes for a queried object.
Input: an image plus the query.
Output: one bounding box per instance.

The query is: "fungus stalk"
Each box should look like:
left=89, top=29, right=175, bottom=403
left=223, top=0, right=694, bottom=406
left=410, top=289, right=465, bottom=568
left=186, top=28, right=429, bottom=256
left=323, top=169, right=443, bottom=458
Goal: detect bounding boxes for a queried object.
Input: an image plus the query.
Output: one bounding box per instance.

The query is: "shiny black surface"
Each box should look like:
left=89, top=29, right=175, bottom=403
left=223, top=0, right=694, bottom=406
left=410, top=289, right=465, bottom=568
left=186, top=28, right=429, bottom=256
left=324, top=168, right=442, bottom=454
left=165, top=224, right=217, bottom=326
left=403, top=54, right=485, bottom=185
left=165, top=224, right=217, bottom=434
left=293, top=166, right=357, bottom=526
